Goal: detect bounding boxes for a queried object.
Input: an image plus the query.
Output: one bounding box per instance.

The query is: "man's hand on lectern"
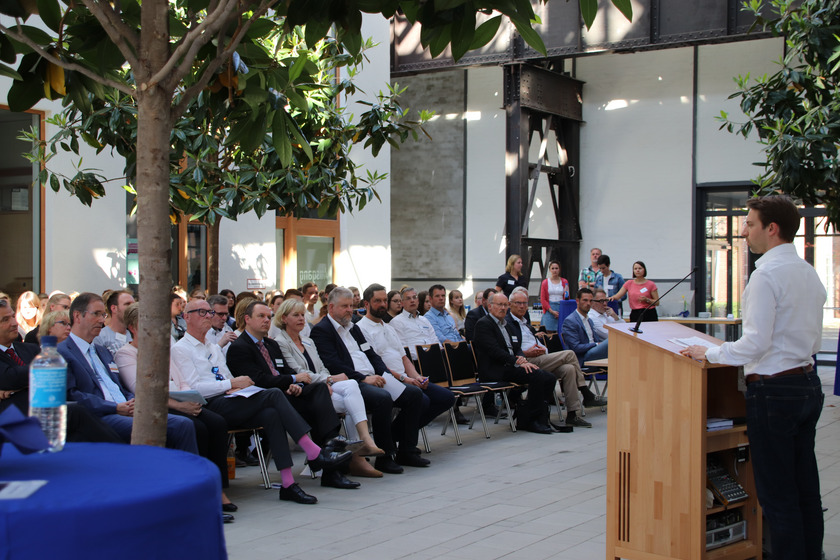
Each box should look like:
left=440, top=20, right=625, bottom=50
left=680, top=345, right=707, bottom=361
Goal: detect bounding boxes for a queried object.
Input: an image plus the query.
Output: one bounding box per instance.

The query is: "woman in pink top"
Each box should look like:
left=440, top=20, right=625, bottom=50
left=610, top=260, right=659, bottom=323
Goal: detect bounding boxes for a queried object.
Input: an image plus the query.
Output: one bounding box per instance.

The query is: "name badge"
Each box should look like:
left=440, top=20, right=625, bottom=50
left=640, top=287, right=648, bottom=294
left=511, top=336, right=518, bottom=342
left=360, top=342, right=371, bottom=351
left=507, top=279, right=514, bottom=285
left=274, top=358, right=284, bottom=367
left=108, top=363, right=119, bottom=374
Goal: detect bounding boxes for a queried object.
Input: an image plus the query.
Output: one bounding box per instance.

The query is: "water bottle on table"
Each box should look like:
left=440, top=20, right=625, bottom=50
left=29, top=335, right=67, bottom=452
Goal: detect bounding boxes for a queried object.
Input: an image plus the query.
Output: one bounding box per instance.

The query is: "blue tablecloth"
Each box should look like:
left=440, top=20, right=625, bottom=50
left=0, top=443, right=226, bottom=560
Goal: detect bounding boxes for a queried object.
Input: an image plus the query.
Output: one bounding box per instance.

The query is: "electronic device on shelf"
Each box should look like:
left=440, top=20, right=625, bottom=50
left=706, top=457, right=748, bottom=506
left=706, top=510, right=747, bottom=550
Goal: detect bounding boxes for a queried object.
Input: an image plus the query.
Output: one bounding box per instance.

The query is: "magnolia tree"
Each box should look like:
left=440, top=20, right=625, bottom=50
left=0, top=0, right=631, bottom=445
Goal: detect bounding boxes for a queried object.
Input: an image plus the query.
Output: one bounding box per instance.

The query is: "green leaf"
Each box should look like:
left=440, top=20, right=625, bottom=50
left=0, top=62, right=21, bottom=81
left=286, top=113, right=313, bottom=161
left=18, top=25, right=54, bottom=46
left=0, top=33, right=15, bottom=64
left=469, top=15, right=502, bottom=50
left=580, top=0, right=598, bottom=30
left=428, top=25, right=452, bottom=58
left=288, top=54, right=308, bottom=83
left=0, top=0, right=29, bottom=18
left=451, top=8, right=476, bottom=61
left=435, top=0, right=468, bottom=9
left=611, top=0, right=633, bottom=22
left=305, top=17, right=331, bottom=47
left=272, top=111, right=292, bottom=167
left=7, top=73, right=43, bottom=112
left=512, top=18, right=546, bottom=55
left=35, top=0, right=61, bottom=32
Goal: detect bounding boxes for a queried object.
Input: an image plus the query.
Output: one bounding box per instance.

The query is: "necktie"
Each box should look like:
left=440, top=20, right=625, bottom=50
left=88, top=346, right=127, bottom=403
left=256, top=340, right=280, bottom=376
left=5, top=347, right=25, bottom=366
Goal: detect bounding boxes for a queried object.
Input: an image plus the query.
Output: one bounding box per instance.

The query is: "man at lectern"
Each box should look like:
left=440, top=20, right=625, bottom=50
left=681, top=195, right=826, bottom=560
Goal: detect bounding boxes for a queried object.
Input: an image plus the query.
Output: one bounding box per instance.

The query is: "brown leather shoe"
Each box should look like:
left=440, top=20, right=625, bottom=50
left=348, top=455, right=383, bottom=478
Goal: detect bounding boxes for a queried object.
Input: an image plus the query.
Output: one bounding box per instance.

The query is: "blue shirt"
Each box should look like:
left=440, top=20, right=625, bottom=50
left=425, top=308, right=463, bottom=343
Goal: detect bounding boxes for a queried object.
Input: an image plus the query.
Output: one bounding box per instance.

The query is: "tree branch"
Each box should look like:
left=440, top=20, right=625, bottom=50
left=0, top=21, right=134, bottom=96
left=78, top=0, right=141, bottom=69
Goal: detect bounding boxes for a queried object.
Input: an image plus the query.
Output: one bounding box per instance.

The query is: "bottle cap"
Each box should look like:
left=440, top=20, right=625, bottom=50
left=41, top=335, right=58, bottom=346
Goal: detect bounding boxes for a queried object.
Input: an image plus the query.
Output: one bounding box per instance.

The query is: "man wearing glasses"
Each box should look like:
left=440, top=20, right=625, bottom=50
left=205, top=294, right=237, bottom=354
left=588, top=289, right=621, bottom=340
left=58, top=292, right=198, bottom=450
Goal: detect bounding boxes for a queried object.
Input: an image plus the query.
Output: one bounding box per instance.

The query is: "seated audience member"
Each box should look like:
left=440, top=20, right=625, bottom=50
left=170, top=292, right=187, bottom=342
left=268, top=292, right=284, bottom=315
left=357, top=284, right=455, bottom=451
left=220, top=289, right=236, bottom=327
left=464, top=288, right=494, bottom=341
left=58, top=293, right=198, bottom=451
left=496, top=254, right=528, bottom=297
left=300, top=282, right=320, bottom=326
left=562, top=288, right=609, bottom=366
left=508, top=287, right=605, bottom=428
left=233, top=297, right=257, bottom=336
left=0, top=299, right=122, bottom=443
left=276, top=289, right=309, bottom=338
left=389, top=287, right=439, bottom=361
left=578, top=247, right=603, bottom=290
left=596, top=255, right=626, bottom=315
left=425, top=285, right=463, bottom=344
left=472, top=292, right=557, bottom=434
left=172, top=299, right=351, bottom=504
left=15, top=291, right=41, bottom=339
left=273, top=299, right=385, bottom=478
left=385, top=290, right=401, bottom=323
left=205, top=295, right=237, bottom=354
left=448, top=290, right=467, bottom=332
left=417, top=290, right=430, bottom=315
left=24, top=292, right=71, bottom=343
left=114, top=303, right=235, bottom=511
left=172, top=285, right=188, bottom=300
left=589, top=288, right=622, bottom=340
left=311, top=287, right=424, bottom=474
left=226, top=300, right=359, bottom=490
left=93, top=290, right=135, bottom=355
left=349, top=286, right=365, bottom=323
left=539, top=261, right=570, bottom=333
left=189, top=288, right=207, bottom=301
left=36, top=310, right=71, bottom=344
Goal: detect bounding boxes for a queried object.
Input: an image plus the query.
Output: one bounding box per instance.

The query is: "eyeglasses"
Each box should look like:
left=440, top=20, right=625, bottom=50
left=510, top=300, right=528, bottom=306
left=54, top=320, right=70, bottom=326
left=215, top=311, right=229, bottom=317
left=187, top=309, right=216, bottom=317
left=493, top=303, right=510, bottom=308
left=592, top=299, right=607, bottom=303
left=83, top=311, right=107, bottom=319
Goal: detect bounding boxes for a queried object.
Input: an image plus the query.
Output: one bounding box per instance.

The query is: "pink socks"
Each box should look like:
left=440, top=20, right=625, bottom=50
left=297, top=435, right=321, bottom=461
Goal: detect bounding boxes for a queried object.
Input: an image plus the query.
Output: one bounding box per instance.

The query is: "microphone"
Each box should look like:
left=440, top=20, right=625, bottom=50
left=629, top=267, right=697, bottom=334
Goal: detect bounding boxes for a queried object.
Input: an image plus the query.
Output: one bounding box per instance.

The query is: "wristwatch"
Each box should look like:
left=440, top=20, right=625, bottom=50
left=326, top=377, right=334, bottom=386
left=399, top=373, right=407, bottom=382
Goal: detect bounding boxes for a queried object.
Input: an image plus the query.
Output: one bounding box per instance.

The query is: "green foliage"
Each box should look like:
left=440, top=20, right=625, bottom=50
left=719, top=0, right=840, bottom=230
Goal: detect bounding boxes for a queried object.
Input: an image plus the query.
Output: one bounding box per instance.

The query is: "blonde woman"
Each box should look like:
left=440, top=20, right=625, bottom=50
left=496, top=254, right=527, bottom=297
left=272, top=299, right=385, bottom=477
left=447, top=289, right=466, bottom=331
left=36, top=310, right=71, bottom=344
left=15, top=291, right=41, bottom=338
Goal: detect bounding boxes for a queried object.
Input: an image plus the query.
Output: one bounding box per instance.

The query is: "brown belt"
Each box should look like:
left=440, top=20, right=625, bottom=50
left=745, top=365, right=813, bottom=385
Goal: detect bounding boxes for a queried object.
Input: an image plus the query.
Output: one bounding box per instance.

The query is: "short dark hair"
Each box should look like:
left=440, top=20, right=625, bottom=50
left=106, top=290, right=131, bottom=315
left=596, top=254, right=610, bottom=267
left=576, top=288, right=593, bottom=300
left=284, top=288, right=303, bottom=299
left=633, top=261, right=647, bottom=278
left=746, top=195, right=801, bottom=242
left=169, top=292, right=184, bottom=304
left=244, top=300, right=268, bottom=318
left=206, top=295, right=228, bottom=307
left=428, top=284, right=446, bottom=297
left=300, top=282, right=318, bottom=294
left=482, top=288, right=495, bottom=301
left=269, top=293, right=284, bottom=306
left=363, top=283, right=387, bottom=303
left=69, top=292, right=103, bottom=326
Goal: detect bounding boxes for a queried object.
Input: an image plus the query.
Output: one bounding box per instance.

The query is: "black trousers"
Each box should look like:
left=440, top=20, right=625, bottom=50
left=359, top=382, right=423, bottom=455
left=286, top=382, right=341, bottom=446
left=207, top=387, right=310, bottom=470
left=502, top=366, right=556, bottom=423
left=171, top=407, right=229, bottom=488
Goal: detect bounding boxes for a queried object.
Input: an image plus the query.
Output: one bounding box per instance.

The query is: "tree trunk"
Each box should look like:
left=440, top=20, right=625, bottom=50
left=131, top=0, right=174, bottom=447
left=207, top=219, right=220, bottom=295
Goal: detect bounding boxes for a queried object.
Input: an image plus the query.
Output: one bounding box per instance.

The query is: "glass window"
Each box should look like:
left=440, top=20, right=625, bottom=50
left=296, top=236, right=333, bottom=287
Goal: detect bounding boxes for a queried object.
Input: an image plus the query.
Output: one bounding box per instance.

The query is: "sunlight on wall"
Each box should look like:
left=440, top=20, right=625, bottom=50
left=92, top=248, right=126, bottom=286
left=231, top=242, right=276, bottom=288
left=336, top=244, right=391, bottom=290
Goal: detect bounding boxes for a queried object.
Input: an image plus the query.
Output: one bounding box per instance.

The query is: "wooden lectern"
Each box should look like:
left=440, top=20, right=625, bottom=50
left=605, top=321, right=762, bottom=560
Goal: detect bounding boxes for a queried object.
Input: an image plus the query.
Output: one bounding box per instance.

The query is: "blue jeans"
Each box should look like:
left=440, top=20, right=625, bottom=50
left=745, top=371, right=824, bottom=560
left=579, top=340, right=608, bottom=366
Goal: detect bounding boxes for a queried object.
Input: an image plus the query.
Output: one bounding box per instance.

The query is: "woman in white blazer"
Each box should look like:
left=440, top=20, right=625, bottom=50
left=272, top=299, right=384, bottom=477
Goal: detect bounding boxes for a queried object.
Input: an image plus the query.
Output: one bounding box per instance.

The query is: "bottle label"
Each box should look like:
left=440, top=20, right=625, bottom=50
left=30, top=367, right=67, bottom=408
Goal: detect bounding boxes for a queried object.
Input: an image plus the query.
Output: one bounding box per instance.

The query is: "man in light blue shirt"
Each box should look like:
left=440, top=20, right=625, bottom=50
left=424, top=284, right=463, bottom=344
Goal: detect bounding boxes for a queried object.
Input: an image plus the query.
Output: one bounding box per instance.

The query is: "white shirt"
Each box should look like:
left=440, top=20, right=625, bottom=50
left=576, top=310, right=595, bottom=343
left=205, top=323, right=234, bottom=354
left=357, top=316, right=407, bottom=375
left=588, top=308, right=620, bottom=339
left=510, top=313, right=546, bottom=353
left=94, top=325, right=132, bottom=357
left=327, top=315, right=374, bottom=376
left=389, top=309, right=439, bottom=360
left=705, top=243, right=826, bottom=375
left=171, top=331, right=234, bottom=398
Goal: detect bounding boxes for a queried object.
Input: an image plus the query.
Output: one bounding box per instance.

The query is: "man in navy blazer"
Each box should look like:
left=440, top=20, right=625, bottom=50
left=57, top=292, right=197, bottom=452
left=311, top=287, right=424, bottom=474
left=562, top=288, right=609, bottom=367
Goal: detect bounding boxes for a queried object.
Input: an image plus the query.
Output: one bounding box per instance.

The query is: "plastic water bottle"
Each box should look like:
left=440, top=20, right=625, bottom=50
left=29, top=335, right=67, bottom=452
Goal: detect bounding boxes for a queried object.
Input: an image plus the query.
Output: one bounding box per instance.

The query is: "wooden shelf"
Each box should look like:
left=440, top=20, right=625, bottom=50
left=706, top=539, right=761, bottom=560
left=706, top=425, right=748, bottom=453
left=706, top=502, right=746, bottom=516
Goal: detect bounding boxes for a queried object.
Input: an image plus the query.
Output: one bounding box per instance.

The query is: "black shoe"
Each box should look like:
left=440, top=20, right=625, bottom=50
left=374, top=456, right=404, bottom=474
left=484, top=405, right=508, bottom=419
left=395, top=452, right=430, bottom=468
left=583, top=395, right=607, bottom=408
left=522, top=420, right=554, bottom=434
left=454, top=409, right=470, bottom=425
left=222, top=502, right=238, bottom=512
left=279, top=483, right=318, bottom=504
left=236, top=452, right=259, bottom=467
left=321, top=469, right=361, bottom=489
left=567, top=415, right=592, bottom=428
left=223, top=513, right=235, bottom=523
left=308, top=448, right=352, bottom=472
left=234, top=457, right=248, bottom=468
left=549, top=422, right=574, bottom=433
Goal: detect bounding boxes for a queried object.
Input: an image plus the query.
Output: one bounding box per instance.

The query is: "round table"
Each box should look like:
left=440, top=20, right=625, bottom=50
left=0, top=443, right=226, bottom=560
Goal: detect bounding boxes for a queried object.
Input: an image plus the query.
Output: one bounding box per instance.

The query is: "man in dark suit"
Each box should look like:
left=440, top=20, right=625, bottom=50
left=463, top=288, right=494, bottom=341
left=562, top=288, right=609, bottom=367
left=57, top=292, right=197, bottom=451
left=472, top=292, right=557, bottom=434
left=226, top=300, right=357, bottom=490
left=311, top=287, right=424, bottom=474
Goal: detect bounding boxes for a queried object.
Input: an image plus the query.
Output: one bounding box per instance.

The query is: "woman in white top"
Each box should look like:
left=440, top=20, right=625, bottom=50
left=272, top=299, right=385, bottom=477
left=447, top=289, right=467, bottom=331
left=114, top=303, right=236, bottom=511
left=539, top=261, right=570, bottom=332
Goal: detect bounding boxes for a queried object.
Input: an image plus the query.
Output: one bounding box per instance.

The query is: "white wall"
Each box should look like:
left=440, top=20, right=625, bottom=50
left=336, top=14, right=392, bottom=291
left=218, top=211, right=277, bottom=292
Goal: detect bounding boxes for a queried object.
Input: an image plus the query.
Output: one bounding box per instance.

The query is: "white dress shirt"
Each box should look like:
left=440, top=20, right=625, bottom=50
left=576, top=310, right=595, bottom=343
left=510, top=314, right=546, bottom=353
left=327, top=315, right=374, bottom=376
left=171, top=331, right=234, bottom=398
left=588, top=308, right=620, bottom=339
left=357, top=316, right=408, bottom=375
left=205, top=323, right=234, bottom=354
left=389, top=309, right=439, bottom=360
left=705, top=243, right=826, bottom=375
